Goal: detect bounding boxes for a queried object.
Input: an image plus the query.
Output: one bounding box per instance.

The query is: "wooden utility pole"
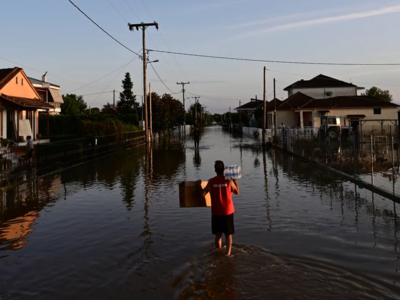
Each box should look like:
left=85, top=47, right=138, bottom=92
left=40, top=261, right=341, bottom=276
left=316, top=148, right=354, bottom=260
left=128, top=21, right=159, bottom=145
left=113, top=89, right=115, bottom=107
left=263, top=66, right=267, bottom=144
left=177, top=82, right=190, bottom=130
left=239, top=101, right=241, bottom=124
left=274, top=78, right=277, bottom=136
left=149, top=83, right=152, bottom=141
left=193, top=96, right=200, bottom=124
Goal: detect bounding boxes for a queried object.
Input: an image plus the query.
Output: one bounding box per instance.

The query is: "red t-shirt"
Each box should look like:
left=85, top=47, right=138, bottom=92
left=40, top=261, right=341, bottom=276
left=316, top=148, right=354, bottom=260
left=209, top=176, right=234, bottom=216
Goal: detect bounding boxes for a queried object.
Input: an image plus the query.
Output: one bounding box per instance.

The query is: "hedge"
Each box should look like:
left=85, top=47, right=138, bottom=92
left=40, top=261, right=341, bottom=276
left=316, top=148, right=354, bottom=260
left=39, top=114, right=139, bottom=138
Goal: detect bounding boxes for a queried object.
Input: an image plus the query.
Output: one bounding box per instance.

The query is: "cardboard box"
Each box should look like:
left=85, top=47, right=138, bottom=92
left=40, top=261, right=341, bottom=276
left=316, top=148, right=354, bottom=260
left=179, top=181, right=211, bottom=207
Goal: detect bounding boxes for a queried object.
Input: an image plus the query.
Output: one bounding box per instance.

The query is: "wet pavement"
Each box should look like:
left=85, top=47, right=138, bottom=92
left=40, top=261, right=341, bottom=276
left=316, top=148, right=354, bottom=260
left=0, top=126, right=399, bottom=299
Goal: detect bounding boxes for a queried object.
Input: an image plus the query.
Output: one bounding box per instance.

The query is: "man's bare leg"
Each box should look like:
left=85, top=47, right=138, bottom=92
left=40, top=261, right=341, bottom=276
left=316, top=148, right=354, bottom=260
left=215, top=232, right=223, bottom=250
left=225, top=234, right=233, bottom=256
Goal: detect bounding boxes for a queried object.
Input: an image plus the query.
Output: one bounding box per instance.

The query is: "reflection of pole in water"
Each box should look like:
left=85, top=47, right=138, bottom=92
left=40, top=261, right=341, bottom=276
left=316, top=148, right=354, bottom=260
left=354, top=184, right=359, bottom=232
left=372, top=192, right=377, bottom=240
left=371, top=135, right=374, bottom=186
left=262, top=149, right=272, bottom=231
left=394, top=202, right=398, bottom=253
left=340, top=181, right=345, bottom=227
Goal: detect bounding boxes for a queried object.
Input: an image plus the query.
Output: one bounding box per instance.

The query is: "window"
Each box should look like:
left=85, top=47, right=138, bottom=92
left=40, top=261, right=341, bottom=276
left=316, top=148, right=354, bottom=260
left=21, top=78, right=23, bottom=85
left=16, top=77, right=18, bottom=84
left=374, top=108, right=381, bottom=115
left=328, top=118, right=336, bottom=125
left=325, top=91, right=332, bottom=97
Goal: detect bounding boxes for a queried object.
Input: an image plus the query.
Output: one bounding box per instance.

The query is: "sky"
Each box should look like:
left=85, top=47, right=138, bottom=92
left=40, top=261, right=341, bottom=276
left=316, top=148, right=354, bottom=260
left=1, top=0, right=400, bottom=114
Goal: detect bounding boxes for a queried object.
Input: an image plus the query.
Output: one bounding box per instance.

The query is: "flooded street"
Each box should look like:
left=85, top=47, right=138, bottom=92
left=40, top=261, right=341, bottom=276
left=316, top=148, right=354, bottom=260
left=1, top=126, right=400, bottom=299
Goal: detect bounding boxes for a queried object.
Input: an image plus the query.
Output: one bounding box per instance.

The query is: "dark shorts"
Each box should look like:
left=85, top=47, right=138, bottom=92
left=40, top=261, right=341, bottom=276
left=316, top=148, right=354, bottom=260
left=212, top=213, right=235, bottom=235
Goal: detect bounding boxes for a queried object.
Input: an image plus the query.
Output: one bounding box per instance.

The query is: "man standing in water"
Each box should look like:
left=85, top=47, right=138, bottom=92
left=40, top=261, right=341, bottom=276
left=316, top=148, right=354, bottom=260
left=197, top=160, right=239, bottom=256
left=193, top=127, right=200, bottom=148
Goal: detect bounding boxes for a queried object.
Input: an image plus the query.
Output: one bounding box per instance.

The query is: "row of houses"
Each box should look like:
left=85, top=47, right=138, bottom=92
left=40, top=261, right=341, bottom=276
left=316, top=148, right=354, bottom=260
left=236, top=74, right=399, bottom=131
left=0, top=67, right=62, bottom=143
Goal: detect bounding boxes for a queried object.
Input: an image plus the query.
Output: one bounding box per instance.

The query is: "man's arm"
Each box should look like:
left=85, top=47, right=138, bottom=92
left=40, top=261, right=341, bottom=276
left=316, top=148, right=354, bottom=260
left=230, top=179, right=239, bottom=195
left=196, top=180, right=210, bottom=197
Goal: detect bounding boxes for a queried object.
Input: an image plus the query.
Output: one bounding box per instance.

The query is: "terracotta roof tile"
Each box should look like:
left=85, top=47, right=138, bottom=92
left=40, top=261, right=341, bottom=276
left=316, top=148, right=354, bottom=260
left=235, top=100, right=263, bottom=110
left=301, top=96, right=398, bottom=109
left=266, top=98, right=282, bottom=110
left=276, top=92, right=314, bottom=110
left=0, top=94, right=54, bottom=109
left=284, top=74, right=357, bottom=91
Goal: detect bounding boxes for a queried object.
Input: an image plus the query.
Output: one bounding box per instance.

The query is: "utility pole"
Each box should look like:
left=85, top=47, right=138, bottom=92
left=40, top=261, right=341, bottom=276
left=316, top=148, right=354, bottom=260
left=263, top=67, right=266, bottom=144
left=149, top=83, right=152, bottom=141
left=239, top=101, right=241, bottom=124
left=274, top=78, right=277, bottom=136
left=128, top=21, right=159, bottom=145
left=177, top=82, right=190, bottom=130
left=141, top=96, right=144, bottom=123
left=113, top=89, right=116, bottom=108
left=193, top=96, right=200, bottom=124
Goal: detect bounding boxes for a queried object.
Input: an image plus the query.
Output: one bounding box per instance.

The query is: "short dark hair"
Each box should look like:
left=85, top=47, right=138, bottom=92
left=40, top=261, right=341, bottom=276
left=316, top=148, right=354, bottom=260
left=27, top=136, right=31, bottom=139
left=214, top=160, right=225, bottom=175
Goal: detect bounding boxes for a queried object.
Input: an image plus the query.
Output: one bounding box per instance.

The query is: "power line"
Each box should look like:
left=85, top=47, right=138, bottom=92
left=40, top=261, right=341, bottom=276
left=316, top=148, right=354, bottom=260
left=68, top=0, right=140, bottom=56
left=149, top=63, right=178, bottom=93
left=80, top=91, right=114, bottom=96
left=88, top=57, right=137, bottom=106
left=148, top=49, right=400, bottom=66
left=66, top=56, right=140, bottom=93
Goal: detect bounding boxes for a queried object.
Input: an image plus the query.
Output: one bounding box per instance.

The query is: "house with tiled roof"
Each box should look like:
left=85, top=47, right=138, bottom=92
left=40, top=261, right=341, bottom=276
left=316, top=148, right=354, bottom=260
left=29, top=74, right=63, bottom=115
left=0, top=67, right=53, bottom=141
left=234, top=96, right=263, bottom=116
left=273, top=92, right=398, bottom=131
left=284, top=74, right=364, bottom=99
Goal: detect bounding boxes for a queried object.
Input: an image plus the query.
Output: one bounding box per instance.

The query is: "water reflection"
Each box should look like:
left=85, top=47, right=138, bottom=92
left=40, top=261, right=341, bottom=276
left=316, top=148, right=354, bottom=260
left=1, top=127, right=400, bottom=299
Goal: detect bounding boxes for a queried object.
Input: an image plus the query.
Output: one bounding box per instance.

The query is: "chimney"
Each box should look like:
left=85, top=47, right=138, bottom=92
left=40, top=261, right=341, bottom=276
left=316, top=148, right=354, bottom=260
left=42, top=71, right=47, bottom=82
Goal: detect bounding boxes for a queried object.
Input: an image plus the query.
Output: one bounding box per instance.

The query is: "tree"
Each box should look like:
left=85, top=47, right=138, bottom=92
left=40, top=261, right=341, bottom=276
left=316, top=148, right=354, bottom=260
left=151, top=92, right=184, bottom=134
left=116, top=72, right=138, bottom=113
left=102, top=102, right=113, bottom=111
left=363, top=86, right=393, bottom=102
left=61, top=94, right=87, bottom=115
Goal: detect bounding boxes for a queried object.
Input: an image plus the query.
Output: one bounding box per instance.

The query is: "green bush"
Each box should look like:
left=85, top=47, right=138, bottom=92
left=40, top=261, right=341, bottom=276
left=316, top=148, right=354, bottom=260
left=39, top=113, right=140, bottom=138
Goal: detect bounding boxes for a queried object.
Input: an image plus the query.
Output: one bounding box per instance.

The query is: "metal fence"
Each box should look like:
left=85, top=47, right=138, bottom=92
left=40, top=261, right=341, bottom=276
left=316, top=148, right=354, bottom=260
left=0, top=131, right=145, bottom=170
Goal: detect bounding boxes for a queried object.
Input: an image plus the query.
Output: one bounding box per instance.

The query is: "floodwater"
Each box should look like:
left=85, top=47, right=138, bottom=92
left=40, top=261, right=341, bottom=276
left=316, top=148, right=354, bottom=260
left=1, top=126, right=400, bottom=300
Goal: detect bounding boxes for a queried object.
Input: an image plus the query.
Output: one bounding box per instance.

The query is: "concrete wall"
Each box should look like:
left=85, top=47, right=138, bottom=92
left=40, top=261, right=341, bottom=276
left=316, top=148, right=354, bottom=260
left=289, top=87, right=357, bottom=98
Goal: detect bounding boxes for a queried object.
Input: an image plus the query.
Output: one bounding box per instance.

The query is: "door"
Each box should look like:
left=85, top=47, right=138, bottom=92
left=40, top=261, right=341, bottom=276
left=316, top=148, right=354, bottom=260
left=7, top=110, right=14, bottom=140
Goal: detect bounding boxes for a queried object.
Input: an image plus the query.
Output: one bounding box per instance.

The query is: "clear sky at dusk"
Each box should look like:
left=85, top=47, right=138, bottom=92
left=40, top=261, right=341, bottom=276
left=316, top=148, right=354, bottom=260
left=1, top=0, right=400, bottom=113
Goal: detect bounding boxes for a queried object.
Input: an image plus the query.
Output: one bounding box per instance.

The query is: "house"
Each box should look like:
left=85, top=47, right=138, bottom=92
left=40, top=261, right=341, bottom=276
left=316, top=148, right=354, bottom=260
left=0, top=67, right=53, bottom=141
left=274, top=92, right=398, bottom=131
left=234, top=96, right=263, bottom=118
left=284, top=74, right=364, bottom=99
left=29, top=73, right=63, bottom=115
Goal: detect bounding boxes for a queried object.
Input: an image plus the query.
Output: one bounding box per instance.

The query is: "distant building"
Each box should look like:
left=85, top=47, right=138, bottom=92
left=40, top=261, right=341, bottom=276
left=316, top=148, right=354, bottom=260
left=29, top=73, right=63, bottom=115
left=234, top=96, right=263, bottom=118
left=283, top=74, right=364, bottom=99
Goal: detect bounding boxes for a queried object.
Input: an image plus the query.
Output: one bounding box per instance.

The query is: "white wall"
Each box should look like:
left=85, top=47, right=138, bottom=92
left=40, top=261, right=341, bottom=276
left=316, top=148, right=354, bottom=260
left=2, top=110, right=6, bottom=137
left=290, top=87, right=357, bottom=99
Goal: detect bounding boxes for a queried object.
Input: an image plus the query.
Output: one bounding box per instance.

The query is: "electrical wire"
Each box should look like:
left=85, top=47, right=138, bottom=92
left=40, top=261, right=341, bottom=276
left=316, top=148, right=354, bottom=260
left=66, top=56, right=141, bottom=93
left=67, top=0, right=140, bottom=56
left=80, top=91, right=114, bottom=96
left=139, top=0, right=189, bottom=82
left=148, top=49, right=400, bottom=66
left=88, top=57, right=138, bottom=106
left=149, top=63, right=178, bottom=94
